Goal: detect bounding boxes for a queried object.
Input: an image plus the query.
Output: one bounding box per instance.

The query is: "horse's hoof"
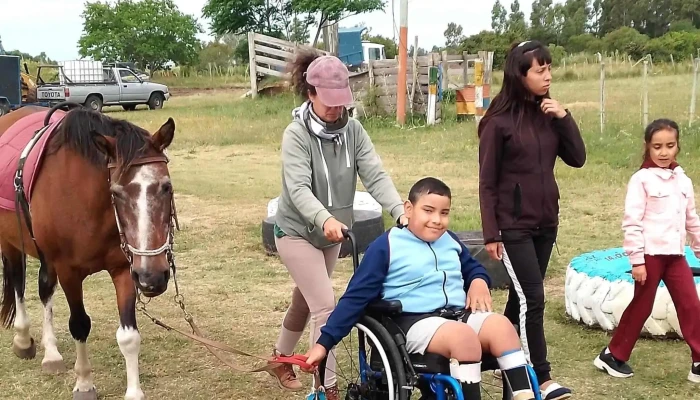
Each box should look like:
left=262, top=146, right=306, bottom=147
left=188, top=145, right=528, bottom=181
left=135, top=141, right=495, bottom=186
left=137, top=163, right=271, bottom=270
left=42, top=358, right=66, bottom=374
left=124, top=388, right=145, bottom=400
left=12, top=338, right=36, bottom=359
left=73, top=388, right=97, bottom=400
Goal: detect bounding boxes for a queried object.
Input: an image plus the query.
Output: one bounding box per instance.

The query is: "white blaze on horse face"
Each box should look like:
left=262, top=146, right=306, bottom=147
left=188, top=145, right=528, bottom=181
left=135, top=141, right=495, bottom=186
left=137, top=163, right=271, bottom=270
left=117, top=326, right=144, bottom=400
left=131, top=165, right=159, bottom=253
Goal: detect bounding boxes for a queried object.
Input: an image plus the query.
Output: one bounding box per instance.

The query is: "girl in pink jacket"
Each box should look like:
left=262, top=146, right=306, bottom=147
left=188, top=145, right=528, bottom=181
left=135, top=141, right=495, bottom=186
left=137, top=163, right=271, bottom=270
left=594, top=118, right=700, bottom=382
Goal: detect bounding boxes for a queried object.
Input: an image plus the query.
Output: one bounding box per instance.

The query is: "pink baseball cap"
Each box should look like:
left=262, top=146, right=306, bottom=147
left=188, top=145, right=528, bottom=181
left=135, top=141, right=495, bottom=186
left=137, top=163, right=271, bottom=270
left=306, top=56, right=354, bottom=107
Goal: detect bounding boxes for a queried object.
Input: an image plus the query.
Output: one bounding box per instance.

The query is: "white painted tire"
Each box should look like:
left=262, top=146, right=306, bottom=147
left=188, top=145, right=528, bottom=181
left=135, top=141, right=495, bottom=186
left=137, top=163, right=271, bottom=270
left=564, top=246, right=700, bottom=338
left=267, top=191, right=383, bottom=217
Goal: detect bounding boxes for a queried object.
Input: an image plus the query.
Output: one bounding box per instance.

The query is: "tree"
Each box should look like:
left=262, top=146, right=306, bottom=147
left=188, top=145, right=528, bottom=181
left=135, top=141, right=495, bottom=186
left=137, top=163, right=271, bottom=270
left=202, top=0, right=291, bottom=37
left=293, top=0, right=385, bottom=46
left=79, top=0, right=201, bottom=70
left=444, top=22, right=465, bottom=48
left=506, top=0, right=528, bottom=37
left=491, top=0, right=508, bottom=34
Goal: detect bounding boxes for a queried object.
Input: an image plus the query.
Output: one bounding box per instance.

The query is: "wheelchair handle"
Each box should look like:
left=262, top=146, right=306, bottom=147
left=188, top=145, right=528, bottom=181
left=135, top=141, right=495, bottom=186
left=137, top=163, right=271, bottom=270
left=341, top=228, right=359, bottom=272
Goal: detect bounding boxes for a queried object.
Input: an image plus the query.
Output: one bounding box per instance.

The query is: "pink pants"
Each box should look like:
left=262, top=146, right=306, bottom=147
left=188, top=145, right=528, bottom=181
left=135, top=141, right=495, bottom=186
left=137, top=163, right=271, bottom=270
left=274, top=235, right=341, bottom=388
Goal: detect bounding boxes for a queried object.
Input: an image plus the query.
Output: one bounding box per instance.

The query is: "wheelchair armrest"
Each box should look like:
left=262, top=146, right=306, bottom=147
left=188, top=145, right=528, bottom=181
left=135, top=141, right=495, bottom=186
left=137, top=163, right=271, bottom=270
left=366, top=299, right=403, bottom=315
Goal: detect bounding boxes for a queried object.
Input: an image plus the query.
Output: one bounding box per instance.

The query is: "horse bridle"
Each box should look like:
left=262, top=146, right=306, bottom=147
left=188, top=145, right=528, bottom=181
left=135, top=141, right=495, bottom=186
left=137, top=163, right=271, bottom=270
left=106, top=156, right=180, bottom=270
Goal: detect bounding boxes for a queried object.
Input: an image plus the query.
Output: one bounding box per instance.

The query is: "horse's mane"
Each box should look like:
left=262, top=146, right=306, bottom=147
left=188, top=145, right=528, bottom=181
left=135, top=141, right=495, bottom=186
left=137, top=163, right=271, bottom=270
left=48, top=108, right=152, bottom=175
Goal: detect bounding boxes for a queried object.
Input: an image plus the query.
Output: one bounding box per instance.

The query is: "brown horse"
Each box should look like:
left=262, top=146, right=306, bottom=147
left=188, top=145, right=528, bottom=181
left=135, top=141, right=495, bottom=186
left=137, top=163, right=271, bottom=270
left=0, top=104, right=176, bottom=400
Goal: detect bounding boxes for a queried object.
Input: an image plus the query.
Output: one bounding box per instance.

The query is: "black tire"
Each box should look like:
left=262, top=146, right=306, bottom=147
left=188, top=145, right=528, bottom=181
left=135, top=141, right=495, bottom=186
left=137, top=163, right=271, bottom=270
left=148, top=92, right=164, bottom=109
left=261, top=210, right=385, bottom=258
left=352, top=315, right=409, bottom=400
left=122, top=104, right=137, bottom=111
left=84, top=95, right=103, bottom=113
left=454, top=231, right=511, bottom=289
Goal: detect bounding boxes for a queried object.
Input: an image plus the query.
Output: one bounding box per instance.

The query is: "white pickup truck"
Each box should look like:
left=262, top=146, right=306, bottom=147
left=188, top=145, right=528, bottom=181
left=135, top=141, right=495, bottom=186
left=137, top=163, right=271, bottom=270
left=35, top=64, right=171, bottom=112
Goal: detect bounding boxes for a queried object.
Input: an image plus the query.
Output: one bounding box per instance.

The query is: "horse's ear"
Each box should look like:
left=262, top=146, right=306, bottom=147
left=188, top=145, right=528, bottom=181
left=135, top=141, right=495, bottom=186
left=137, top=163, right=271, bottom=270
left=152, top=117, right=175, bottom=151
left=93, top=134, right=117, bottom=160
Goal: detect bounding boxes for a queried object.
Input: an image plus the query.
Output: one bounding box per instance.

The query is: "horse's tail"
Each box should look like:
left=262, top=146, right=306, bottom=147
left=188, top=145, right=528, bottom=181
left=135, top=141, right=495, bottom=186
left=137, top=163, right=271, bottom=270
left=0, top=254, right=16, bottom=329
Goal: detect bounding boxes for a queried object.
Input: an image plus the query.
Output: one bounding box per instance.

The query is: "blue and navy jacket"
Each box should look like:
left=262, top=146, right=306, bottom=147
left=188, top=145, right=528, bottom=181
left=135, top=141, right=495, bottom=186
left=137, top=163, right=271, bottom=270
left=317, top=226, right=492, bottom=351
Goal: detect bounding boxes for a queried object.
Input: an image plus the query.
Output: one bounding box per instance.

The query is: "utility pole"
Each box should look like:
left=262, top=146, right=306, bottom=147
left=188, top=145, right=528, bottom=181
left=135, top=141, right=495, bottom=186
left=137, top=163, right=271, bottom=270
left=396, top=0, right=408, bottom=125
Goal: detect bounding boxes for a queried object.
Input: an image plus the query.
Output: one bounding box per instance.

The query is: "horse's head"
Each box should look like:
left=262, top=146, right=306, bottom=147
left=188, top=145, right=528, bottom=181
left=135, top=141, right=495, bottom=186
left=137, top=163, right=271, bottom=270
left=93, top=117, right=176, bottom=297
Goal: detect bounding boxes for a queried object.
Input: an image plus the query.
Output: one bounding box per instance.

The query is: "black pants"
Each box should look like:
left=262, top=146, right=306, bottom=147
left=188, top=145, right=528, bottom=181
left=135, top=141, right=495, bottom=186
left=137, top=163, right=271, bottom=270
left=501, top=227, right=557, bottom=384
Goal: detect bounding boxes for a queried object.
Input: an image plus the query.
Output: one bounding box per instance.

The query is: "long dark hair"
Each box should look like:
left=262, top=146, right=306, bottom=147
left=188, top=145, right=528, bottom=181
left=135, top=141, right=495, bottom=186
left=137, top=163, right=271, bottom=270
left=642, top=118, right=680, bottom=162
left=288, top=49, right=319, bottom=99
left=477, top=40, right=552, bottom=138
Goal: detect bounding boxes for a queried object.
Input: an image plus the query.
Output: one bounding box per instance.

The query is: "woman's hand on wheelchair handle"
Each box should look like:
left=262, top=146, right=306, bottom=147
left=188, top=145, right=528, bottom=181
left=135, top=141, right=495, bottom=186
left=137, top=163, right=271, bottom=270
left=303, top=344, right=328, bottom=373
left=467, top=278, right=492, bottom=312
left=323, top=217, right=347, bottom=243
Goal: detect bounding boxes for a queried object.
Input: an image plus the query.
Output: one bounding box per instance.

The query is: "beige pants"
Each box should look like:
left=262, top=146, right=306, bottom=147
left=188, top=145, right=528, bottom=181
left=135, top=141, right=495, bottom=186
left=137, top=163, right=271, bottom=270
left=274, top=235, right=341, bottom=388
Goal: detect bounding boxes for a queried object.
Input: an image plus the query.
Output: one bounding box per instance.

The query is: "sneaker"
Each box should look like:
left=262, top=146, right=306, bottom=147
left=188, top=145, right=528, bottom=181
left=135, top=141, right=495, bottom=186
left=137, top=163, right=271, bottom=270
left=513, top=390, right=536, bottom=400
left=540, top=383, right=571, bottom=400
left=689, top=363, right=700, bottom=383
left=267, top=351, right=303, bottom=391
left=593, top=347, right=633, bottom=378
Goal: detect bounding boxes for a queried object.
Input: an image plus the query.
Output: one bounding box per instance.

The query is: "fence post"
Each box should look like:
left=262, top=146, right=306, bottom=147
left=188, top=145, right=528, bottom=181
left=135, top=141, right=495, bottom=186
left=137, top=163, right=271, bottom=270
left=247, top=31, right=258, bottom=98
left=427, top=66, right=438, bottom=126
left=643, top=58, right=649, bottom=128
left=599, top=53, right=605, bottom=135
left=474, top=58, right=484, bottom=127
left=691, top=58, right=699, bottom=127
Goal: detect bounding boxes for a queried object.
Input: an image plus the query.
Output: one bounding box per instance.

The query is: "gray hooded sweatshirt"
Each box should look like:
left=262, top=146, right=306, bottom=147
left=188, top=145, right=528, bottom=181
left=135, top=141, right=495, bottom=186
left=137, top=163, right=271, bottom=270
left=275, top=101, right=404, bottom=249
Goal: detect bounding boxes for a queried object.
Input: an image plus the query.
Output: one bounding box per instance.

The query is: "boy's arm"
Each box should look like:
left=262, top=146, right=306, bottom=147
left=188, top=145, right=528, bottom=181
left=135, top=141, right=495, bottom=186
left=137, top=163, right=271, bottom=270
left=317, top=234, right=390, bottom=351
left=447, top=231, right=492, bottom=289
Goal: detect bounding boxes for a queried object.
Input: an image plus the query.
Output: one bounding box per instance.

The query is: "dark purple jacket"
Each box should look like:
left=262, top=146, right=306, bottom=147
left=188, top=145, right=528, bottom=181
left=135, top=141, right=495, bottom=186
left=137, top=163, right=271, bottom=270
left=478, top=104, right=586, bottom=244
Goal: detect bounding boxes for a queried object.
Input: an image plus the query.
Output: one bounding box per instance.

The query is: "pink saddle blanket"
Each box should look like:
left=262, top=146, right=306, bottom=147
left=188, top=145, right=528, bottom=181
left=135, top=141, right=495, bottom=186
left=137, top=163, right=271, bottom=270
left=0, top=110, right=65, bottom=211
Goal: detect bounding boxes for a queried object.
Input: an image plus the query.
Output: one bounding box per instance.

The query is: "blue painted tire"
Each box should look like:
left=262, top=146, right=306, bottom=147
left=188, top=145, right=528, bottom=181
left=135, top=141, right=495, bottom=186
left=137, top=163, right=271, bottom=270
left=565, top=246, right=700, bottom=338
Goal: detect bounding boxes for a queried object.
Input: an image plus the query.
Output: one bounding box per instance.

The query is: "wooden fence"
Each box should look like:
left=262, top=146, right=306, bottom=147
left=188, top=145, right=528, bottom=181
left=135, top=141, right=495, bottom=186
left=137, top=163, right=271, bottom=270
left=247, top=32, right=329, bottom=97
left=353, top=51, right=494, bottom=122
left=246, top=31, right=494, bottom=123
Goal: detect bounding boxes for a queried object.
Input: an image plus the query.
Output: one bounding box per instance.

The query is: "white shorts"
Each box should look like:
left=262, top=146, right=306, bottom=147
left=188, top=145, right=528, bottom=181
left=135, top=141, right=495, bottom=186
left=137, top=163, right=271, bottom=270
left=405, top=311, right=494, bottom=355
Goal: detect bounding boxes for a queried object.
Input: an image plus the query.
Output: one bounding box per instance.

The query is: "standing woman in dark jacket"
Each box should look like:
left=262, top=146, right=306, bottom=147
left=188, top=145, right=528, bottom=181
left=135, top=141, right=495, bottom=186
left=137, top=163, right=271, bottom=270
left=478, top=40, right=586, bottom=400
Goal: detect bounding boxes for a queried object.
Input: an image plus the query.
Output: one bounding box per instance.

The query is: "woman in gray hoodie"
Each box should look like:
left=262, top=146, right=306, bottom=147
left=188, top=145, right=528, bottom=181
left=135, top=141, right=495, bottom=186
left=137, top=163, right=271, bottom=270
left=267, top=50, right=407, bottom=398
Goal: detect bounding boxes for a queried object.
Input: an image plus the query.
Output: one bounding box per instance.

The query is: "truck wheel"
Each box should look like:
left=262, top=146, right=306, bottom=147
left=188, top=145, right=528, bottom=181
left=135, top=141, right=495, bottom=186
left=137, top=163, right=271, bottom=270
left=148, top=93, right=164, bottom=110
left=85, top=95, right=103, bottom=113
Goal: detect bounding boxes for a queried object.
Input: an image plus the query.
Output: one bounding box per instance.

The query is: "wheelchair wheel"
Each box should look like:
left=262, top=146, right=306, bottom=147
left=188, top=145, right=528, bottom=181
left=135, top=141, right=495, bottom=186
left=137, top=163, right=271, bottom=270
left=329, top=315, right=408, bottom=400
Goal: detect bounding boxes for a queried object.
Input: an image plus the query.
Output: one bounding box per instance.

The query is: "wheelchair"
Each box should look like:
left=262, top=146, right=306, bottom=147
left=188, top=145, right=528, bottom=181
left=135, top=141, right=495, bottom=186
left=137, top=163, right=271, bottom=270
left=322, top=230, right=542, bottom=400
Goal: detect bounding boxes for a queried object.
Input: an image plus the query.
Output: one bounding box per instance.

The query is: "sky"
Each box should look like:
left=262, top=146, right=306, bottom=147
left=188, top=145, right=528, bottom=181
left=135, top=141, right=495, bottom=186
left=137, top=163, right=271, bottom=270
left=0, top=0, right=537, bottom=61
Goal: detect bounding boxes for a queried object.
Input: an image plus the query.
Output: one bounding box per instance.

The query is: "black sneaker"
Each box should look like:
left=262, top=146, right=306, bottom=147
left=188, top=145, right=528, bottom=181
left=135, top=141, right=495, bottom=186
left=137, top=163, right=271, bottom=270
left=689, top=363, right=700, bottom=383
left=593, top=347, right=633, bottom=378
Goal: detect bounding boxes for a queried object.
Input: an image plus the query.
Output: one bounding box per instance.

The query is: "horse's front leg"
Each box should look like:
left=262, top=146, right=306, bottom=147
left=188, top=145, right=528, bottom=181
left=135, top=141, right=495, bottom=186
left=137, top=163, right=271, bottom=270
left=58, top=273, right=96, bottom=400
left=111, top=267, right=144, bottom=400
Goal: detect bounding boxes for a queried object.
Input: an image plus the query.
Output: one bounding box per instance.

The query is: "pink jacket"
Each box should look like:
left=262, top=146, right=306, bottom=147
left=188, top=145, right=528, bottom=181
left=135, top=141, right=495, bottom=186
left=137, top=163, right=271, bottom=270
left=623, top=165, right=700, bottom=265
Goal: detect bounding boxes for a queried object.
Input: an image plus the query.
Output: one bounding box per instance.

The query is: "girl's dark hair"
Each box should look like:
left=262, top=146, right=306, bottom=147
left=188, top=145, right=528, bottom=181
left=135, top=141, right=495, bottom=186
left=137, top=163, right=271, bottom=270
left=477, top=40, right=552, bottom=138
left=643, top=118, right=681, bottom=161
left=289, top=49, right=319, bottom=99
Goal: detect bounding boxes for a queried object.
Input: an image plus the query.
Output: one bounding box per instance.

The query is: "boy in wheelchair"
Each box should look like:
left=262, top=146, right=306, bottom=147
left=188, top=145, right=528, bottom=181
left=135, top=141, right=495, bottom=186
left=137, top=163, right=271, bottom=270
left=305, top=177, right=537, bottom=399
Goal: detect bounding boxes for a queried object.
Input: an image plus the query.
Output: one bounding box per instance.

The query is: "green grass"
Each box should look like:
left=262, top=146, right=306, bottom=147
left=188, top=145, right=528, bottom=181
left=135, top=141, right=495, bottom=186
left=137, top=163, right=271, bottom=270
left=2, top=71, right=700, bottom=399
